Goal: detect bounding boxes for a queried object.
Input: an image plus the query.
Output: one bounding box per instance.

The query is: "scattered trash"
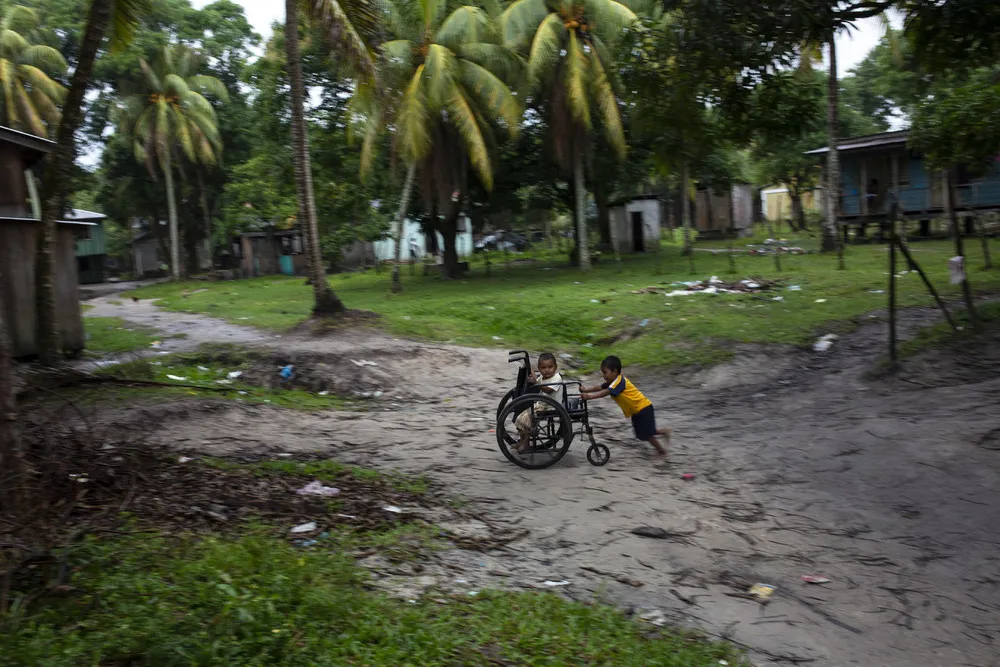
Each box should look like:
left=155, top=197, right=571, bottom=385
left=296, top=481, right=341, bottom=497
left=949, top=256, right=966, bottom=284
left=318, top=391, right=329, bottom=396
left=815, top=298, right=828, bottom=303
left=813, top=333, right=838, bottom=352
left=197, top=366, right=210, bottom=371
left=559, top=353, right=573, bottom=360
left=150, top=341, right=161, bottom=349
left=215, top=379, right=232, bottom=385
left=681, top=473, right=695, bottom=481
left=869, top=289, right=885, bottom=294
left=468, top=591, right=479, bottom=596
left=639, top=609, right=668, bottom=627
left=336, top=513, right=357, bottom=520
left=351, top=359, right=378, bottom=367
left=298, top=539, right=318, bottom=547
left=788, top=285, right=802, bottom=291
left=280, top=365, right=294, bottom=379
left=166, top=374, right=187, bottom=381
left=383, top=506, right=403, bottom=514
left=403, top=316, right=411, bottom=320
left=772, top=296, right=784, bottom=302
left=590, top=299, right=600, bottom=303
left=719, top=661, right=729, bottom=666
left=632, top=277, right=782, bottom=297
left=227, top=371, right=243, bottom=379
left=484, top=306, right=496, bottom=310
left=748, top=583, right=776, bottom=600
left=543, top=580, right=571, bottom=587
left=178, top=456, right=193, bottom=464
left=491, top=336, right=503, bottom=341
left=639, top=319, right=650, bottom=327
left=801, top=575, right=831, bottom=584
left=373, top=390, right=384, bottom=398
left=290, top=522, right=318, bottom=534
left=68, top=473, right=89, bottom=483
left=603, top=316, right=614, bottom=322
left=455, top=578, right=468, bottom=584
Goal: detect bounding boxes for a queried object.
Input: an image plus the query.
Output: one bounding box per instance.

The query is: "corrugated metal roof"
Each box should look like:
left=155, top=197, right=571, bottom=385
left=0, top=125, right=55, bottom=154
left=0, top=216, right=96, bottom=226
left=62, top=208, right=107, bottom=221
left=805, top=131, right=909, bottom=155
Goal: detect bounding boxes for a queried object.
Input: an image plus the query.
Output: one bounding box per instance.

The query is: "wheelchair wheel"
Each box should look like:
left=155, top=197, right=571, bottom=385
left=496, top=394, right=573, bottom=469
left=587, top=443, right=610, bottom=467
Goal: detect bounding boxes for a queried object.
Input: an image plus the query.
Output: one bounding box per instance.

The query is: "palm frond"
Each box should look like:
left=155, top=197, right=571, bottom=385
left=109, top=0, right=152, bottom=54
left=458, top=59, right=520, bottom=133
left=581, top=0, right=639, bottom=43
left=310, top=0, right=378, bottom=79
left=162, top=73, right=191, bottom=99
left=1, top=60, right=20, bottom=129
left=589, top=49, right=624, bottom=158
left=424, top=43, right=458, bottom=108
left=421, top=0, right=449, bottom=33
left=446, top=88, right=492, bottom=189
left=527, top=13, right=565, bottom=85
left=500, top=0, right=549, bottom=50
left=458, top=42, right=525, bottom=92
left=2, top=6, right=40, bottom=34
left=16, top=64, right=65, bottom=102
left=138, top=58, right=162, bottom=93
left=28, top=86, right=60, bottom=125
left=154, top=98, right=172, bottom=171
left=397, top=64, right=431, bottom=163
left=565, top=31, right=591, bottom=129
left=18, top=44, right=67, bottom=74
left=187, top=74, right=229, bottom=101
left=0, top=28, right=29, bottom=57
left=435, top=6, right=490, bottom=50
left=170, top=105, right=196, bottom=162
left=380, top=39, right=415, bottom=78
left=14, top=78, right=43, bottom=136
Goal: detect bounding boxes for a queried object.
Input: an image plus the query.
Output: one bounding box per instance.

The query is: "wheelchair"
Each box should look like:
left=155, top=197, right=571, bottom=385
left=495, top=350, right=611, bottom=469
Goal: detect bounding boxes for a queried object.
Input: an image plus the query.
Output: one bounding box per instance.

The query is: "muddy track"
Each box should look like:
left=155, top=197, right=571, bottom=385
left=84, top=296, right=1000, bottom=667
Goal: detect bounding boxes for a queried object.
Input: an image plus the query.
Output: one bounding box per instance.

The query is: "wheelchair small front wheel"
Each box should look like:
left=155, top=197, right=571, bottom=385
left=587, top=443, right=610, bottom=466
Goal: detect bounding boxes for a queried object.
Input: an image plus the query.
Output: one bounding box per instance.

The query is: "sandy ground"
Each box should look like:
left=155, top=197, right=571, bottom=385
left=82, top=295, right=1000, bottom=667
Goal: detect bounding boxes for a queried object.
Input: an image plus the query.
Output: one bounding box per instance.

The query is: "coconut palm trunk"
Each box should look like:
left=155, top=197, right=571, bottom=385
left=35, top=0, right=114, bottom=365
left=391, top=163, right=416, bottom=293
left=0, top=280, right=25, bottom=512
left=574, top=156, right=589, bottom=269
left=285, top=0, right=344, bottom=315
left=822, top=32, right=840, bottom=253
left=164, top=146, right=182, bottom=280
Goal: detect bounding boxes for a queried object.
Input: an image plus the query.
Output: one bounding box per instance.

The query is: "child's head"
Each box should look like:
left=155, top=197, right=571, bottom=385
left=537, top=352, right=558, bottom=379
left=600, top=355, right=622, bottom=383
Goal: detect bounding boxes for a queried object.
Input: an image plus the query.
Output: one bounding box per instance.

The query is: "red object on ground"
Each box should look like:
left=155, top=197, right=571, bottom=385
left=681, top=473, right=695, bottom=480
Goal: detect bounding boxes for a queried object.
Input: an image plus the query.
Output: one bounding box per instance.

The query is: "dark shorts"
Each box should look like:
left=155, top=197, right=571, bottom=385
left=631, top=405, right=657, bottom=441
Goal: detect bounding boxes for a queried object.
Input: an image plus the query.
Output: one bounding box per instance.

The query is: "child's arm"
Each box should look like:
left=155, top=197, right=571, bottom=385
left=580, top=384, right=602, bottom=393
left=581, top=388, right=611, bottom=401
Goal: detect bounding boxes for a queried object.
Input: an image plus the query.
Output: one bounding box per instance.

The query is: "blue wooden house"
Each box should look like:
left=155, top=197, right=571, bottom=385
left=806, top=130, right=1000, bottom=236
left=67, top=208, right=109, bottom=284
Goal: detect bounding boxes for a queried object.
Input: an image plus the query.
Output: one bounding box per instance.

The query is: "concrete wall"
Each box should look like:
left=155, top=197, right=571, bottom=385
left=374, top=217, right=474, bottom=261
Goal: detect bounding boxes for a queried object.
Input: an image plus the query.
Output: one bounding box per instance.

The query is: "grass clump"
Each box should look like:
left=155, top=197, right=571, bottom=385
left=201, top=457, right=430, bottom=495
left=83, top=316, right=158, bottom=354
left=0, top=532, right=745, bottom=666
left=898, top=300, right=1000, bottom=359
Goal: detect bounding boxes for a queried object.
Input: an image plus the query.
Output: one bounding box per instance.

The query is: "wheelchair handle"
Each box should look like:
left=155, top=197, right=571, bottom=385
left=507, top=350, right=530, bottom=364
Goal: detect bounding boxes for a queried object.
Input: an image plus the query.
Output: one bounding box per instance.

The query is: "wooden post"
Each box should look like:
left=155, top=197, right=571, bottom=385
left=888, top=214, right=898, bottom=370
left=727, top=242, right=737, bottom=274
left=977, top=214, right=992, bottom=270
left=773, top=245, right=782, bottom=272
left=945, top=169, right=978, bottom=324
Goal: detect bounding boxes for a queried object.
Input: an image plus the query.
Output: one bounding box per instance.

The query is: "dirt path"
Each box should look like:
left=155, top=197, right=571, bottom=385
left=88, top=298, right=1000, bottom=667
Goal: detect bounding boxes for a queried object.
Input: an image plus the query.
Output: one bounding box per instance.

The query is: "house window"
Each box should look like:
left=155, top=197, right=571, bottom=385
left=280, top=236, right=293, bottom=254
left=291, top=235, right=303, bottom=254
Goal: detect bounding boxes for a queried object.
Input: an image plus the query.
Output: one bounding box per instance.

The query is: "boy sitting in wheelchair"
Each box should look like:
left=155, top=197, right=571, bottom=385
left=515, top=353, right=562, bottom=453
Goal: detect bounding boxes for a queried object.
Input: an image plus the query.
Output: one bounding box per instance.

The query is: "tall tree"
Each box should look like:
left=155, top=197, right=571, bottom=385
left=0, top=5, right=67, bottom=136
left=117, top=44, right=228, bottom=280
left=502, top=0, right=639, bottom=270
left=34, top=0, right=146, bottom=365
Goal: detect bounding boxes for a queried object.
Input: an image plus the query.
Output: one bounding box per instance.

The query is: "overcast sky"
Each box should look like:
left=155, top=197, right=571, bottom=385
left=192, top=0, right=900, bottom=78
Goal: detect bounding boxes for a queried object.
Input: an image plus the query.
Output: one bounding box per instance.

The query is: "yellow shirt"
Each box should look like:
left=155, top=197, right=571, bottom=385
left=604, top=375, right=652, bottom=418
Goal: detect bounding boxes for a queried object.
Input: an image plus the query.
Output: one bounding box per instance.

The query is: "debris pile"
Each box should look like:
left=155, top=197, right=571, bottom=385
left=747, top=238, right=806, bottom=255
left=631, top=276, right=783, bottom=297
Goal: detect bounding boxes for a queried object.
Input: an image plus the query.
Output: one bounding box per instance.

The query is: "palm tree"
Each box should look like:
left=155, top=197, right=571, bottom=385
left=502, top=0, right=639, bottom=270
left=359, top=0, right=521, bottom=280
left=35, top=0, right=146, bottom=365
left=0, top=5, right=67, bottom=137
left=117, top=45, right=228, bottom=281
left=285, top=0, right=381, bottom=315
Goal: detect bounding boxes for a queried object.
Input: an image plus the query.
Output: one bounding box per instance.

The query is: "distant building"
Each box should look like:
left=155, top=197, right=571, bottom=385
left=694, top=184, right=755, bottom=237
left=760, top=186, right=823, bottom=222
left=234, top=229, right=307, bottom=277
left=608, top=195, right=662, bottom=253
left=374, top=217, right=474, bottom=261
left=68, top=208, right=109, bottom=284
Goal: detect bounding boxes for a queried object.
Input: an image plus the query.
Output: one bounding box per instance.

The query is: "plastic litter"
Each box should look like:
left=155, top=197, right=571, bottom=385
left=603, top=316, right=614, bottom=322
left=197, top=366, right=210, bottom=371
left=227, top=371, right=243, bottom=379
left=296, top=481, right=340, bottom=497
left=815, top=298, right=828, bottom=303
left=801, top=575, right=831, bottom=584
left=640, top=609, right=668, bottom=627
left=639, top=319, right=650, bottom=327
left=290, top=522, right=318, bottom=534
left=150, top=341, right=161, bottom=348
left=178, top=456, right=193, bottom=464
left=788, top=285, right=802, bottom=291
left=491, top=336, right=503, bottom=341
left=318, top=391, right=330, bottom=396
left=468, top=591, right=479, bottom=596
left=166, top=374, right=187, bottom=381
left=280, top=365, right=294, bottom=379
left=543, top=580, right=570, bottom=587
left=748, top=583, right=776, bottom=600
left=772, top=296, right=784, bottom=302
left=215, top=379, right=232, bottom=385
left=813, top=333, right=838, bottom=352
left=949, top=256, right=966, bottom=284
left=681, top=473, right=695, bottom=481
left=298, top=539, right=318, bottom=547
left=383, top=506, right=403, bottom=514
left=590, top=299, right=600, bottom=303
left=351, top=359, right=378, bottom=367
left=869, top=289, right=885, bottom=294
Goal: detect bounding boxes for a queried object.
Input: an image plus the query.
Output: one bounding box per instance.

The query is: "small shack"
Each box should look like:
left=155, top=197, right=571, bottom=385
left=760, top=186, right=823, bottom=222
left=235, top=229, right=307, bottom=277
left=608, top=195, right=662, bottom=253
left=0, top=125, right=90, bottom=357
left=69, top=208, right=109, bottom=284
left=694, top=184, right=755, bottom=237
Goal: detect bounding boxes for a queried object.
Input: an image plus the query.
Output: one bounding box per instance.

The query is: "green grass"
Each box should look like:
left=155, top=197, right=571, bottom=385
left=201, top=457, right=430, bottom=495
left=899, top=300, right=1000, bottom=359
left=85, top=353, right=352, bottom=412
left=125, top=234, right=1000, bottom=368
left=0, top=532, right=744, bottom=666
left=83, top=316, right=158, bottom=354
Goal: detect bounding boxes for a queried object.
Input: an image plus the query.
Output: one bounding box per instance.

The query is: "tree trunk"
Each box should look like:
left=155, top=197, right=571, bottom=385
left=34, top=0, right=113, bottom=365
left=790, top=189, right=805, bottom=232
left=945, top=169, right=978, bottom=324
left=680, top=161, right=693, bottom=256
left=0, top=281, right=26, bottom=514
left=285, top=0, right=344, bottom=315
left=594, top=179, right=611, bottom=246
left=391, top=163, right=416, bottom=292
left=822, top=32, right=841, bottom=253
left=164, top=148, right=182, bottom=281
left=441, top=209, right=461, bottom=279
left=573, top=156, right=590, bottom=270
left=198, top=171, right=212, bottom=270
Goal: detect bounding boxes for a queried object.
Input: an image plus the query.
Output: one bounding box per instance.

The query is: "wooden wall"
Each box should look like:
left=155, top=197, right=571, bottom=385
left=0, top=220, right=84, bottom=358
